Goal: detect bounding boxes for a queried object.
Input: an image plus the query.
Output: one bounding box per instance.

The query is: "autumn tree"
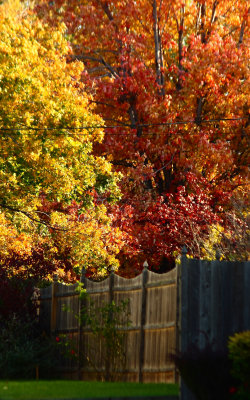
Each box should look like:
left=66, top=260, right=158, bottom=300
left=0, top=0, right=125, bottom=303
left=34, top=0, right=249, bottom=275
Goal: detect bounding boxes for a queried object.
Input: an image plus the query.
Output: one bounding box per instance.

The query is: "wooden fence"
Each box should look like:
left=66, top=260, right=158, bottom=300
left=180, top=250, right=250, bottom=400
left=39, top=252, right=250, bottom=396
left=39, top=265, right=178, bottom=383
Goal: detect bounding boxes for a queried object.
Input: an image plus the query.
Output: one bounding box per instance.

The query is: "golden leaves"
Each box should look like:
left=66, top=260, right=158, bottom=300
left=0, top=212, right=33, bottom=257
left=0, top=0, right=124, bottom=277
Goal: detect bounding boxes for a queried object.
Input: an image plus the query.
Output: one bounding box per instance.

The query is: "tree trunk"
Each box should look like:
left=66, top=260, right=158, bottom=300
left=152, top=0, right=165, bottom=97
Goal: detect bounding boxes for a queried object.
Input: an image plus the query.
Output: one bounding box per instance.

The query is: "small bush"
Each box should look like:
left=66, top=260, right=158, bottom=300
left=228, top=331, right=250, bottom=399
left=79, top=288, right=131, bottom=381
left=0, top=315, right=60, bottom=379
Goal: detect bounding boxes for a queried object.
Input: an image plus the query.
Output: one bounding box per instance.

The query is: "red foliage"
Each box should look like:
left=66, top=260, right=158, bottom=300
left=32, top=1, right=250, bottom=274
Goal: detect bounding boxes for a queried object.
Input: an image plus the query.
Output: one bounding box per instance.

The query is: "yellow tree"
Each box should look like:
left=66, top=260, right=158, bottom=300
left=0, top=0, right=124, bottom=285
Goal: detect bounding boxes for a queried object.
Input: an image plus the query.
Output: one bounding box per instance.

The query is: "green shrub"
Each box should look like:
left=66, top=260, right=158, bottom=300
left=228, top=331, right=250, bottom=399
left=79, top=288, right=131, bottom=381
left=0, top=315, right=60, bottom=379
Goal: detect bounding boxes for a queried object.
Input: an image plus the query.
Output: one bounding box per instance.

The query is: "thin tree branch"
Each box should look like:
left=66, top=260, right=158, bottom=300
left=153, top=153, right=176, bottom=175
left=200, top=2, right=207, bottom=44
left=152, top=0, right=165, bottom=97
left=88, top=100, right=117, bottom=109
left=195, top=97, right=205, bottom=125
left=0, top=203, right=68, bottom=231
left=237, top=8, right=249, bottom=47
left=210, top=0, right=218, bottom=25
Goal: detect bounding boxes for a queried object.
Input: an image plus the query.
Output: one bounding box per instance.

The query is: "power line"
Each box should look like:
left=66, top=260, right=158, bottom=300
left=0, top=117, right=247, bottom=134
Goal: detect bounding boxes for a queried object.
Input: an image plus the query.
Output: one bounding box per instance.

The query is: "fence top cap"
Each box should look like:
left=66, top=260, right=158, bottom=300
left=143, top=260, right=149, bottom=269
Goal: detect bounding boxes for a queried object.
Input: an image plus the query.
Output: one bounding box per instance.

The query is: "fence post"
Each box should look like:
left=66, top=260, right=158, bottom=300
left=109, top=266, right=115, bottom=304
left=180, top=247, right=198, bottom=400
left=139, top=261, right=149, bottom=383
left=105, top=266, right=115, bottom=381
left=180, top=246, right=188, bottom=353
left=175, top=259, right=181, bottom=384
left=50, top=274, right=58, bottom=334
left=78, top=266, right=86, bottom=380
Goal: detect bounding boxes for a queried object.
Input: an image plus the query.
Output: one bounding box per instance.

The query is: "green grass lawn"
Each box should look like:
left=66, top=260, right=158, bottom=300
left=0, top=380, right=179, bottom=400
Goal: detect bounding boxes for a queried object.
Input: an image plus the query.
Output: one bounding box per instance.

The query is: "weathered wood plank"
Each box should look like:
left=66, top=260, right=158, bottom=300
left=243, top=262, right=250, bottom=330
left=231, top=262, right=244, bottom=334
left=50, top=275, right=59, bottom=333
left=220, top=261, right=232, bottom=349
left=85, top=277, right=110, bottom=293
left=139, top=265, right=148, bottom=382
left=188, top=258, right=200, bottom=349
left=114, top=273, right=143, bottom=290
left=147, top=268, right=177, bottom=285
left=180, top=249, right=189, bottom=354
left=198, top=259, right=211, bottom=349
left=210, top=260, right=223, bottom=350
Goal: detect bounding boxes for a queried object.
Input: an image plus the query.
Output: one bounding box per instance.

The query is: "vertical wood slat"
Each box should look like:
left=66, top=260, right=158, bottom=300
left=39, top=286, right=52, bottom=334
left=199, top=260, right=211, bottom=349
left=50, top=274, right=58, bottom=334
left=180, top=247, right=188, bottom=354
left=78, top=267, right=86, bottom=379
left=221, top=261, right=232, bottom=348
left=144, top=268, right=177, bottom=383
left=210, top=259, right=222, bottom=351
left=139, top=264, right=149, bottom=383
left=176, top=262, right=181, bottom=382
left=105, top=268, right=115, bottom=382
left=232, top=262, right=244, bottom=333
left=113, top=274, right=142, bottom=381
left=180, top=248, right=196, bottom=400
left=243, top=262, right=250, bottom=330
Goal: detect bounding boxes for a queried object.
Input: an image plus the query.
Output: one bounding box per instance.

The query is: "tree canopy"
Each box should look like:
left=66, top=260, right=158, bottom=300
left=34, top=0, right=249, bottom=275
left=0, top=0, right=124, bottom=286
left=0, top=0, right=248, bottom=290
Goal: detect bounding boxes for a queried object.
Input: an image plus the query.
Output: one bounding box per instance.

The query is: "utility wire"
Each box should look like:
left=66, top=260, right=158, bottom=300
left=0, top=117, right=247, bottom=134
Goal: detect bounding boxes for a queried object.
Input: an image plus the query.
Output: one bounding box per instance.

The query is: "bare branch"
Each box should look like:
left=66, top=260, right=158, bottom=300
left=98, top=55, right=119, bottom=78
left=200, top=2, right=207, bottom=44
left=238, top=8, right=249, bottom=47
left=96, top=0, right=114, bottom=22
left=222, top=26, right=238, bottom=40
left=153, top=153, right=176, bottom=175
left=111, top=160, right=134, bottom=167
left=88, top=100, right=117, bottom=109
left=152, top=0, right=165, bottom=97
left=195, top=97, right=204, bottom=125
left=195, top=3, right=201, bottom=34
left=210, top=0, right=218, bottom=25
